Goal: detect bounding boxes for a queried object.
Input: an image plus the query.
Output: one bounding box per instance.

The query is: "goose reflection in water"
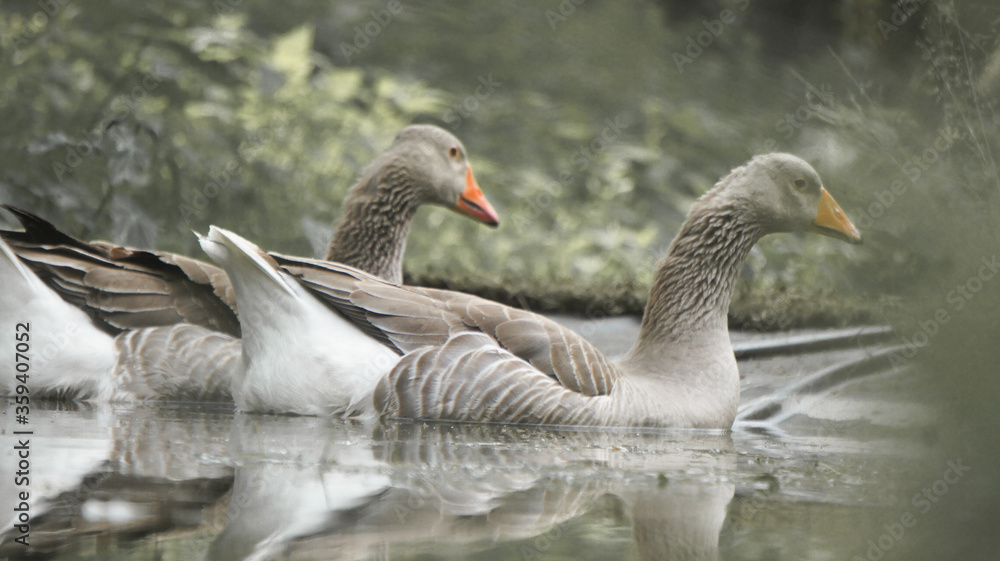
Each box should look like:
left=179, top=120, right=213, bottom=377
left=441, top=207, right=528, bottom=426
left=1, top=405, right=735, bottom=561
left=206, top=419, right=735, bottom=561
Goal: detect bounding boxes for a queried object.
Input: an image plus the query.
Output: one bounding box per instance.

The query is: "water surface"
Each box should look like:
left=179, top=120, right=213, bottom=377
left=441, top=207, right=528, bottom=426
left=0, top=327, right=928, bottom=561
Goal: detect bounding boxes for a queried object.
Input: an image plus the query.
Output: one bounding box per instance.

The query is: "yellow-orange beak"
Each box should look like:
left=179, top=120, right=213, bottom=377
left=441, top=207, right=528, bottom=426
left=454, top=167, right=499, bottom=227
left=810, top=187, right=862, bottom=245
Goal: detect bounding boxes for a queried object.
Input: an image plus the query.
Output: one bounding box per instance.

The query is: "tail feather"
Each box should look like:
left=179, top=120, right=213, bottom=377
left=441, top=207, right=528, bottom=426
left=1, top=203, right=91, bottom=249
left=0, top=234, right=45, bottom=297
left=198, top=226, right=298, bottom=298
left=197, top=226, right=399, bottom=416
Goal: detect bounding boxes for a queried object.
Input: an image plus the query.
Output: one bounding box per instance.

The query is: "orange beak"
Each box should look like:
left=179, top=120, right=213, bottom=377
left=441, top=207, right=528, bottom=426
left=454, top=167, right=499, bottom=227
left=810, top=187, right=862, bottom=244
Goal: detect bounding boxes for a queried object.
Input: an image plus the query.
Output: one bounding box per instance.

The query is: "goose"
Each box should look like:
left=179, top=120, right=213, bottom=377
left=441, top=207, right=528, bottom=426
left=201, top=152, right=861, bottom=426
left=0, top=125, right=499, bottom=400
left=1, top=124, right=498, bottom=337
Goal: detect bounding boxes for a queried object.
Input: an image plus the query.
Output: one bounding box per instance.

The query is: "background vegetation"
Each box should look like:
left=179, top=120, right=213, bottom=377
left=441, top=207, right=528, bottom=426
left=0, top=0, right=996, bottom=328
left=2, top=1, right=999, bottom=556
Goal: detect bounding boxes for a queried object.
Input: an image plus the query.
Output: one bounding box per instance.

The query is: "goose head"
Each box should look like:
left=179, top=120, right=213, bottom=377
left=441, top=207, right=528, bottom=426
left=366, top=124, right=500, bottom=227
left=719, top=153, right=862, bottom=244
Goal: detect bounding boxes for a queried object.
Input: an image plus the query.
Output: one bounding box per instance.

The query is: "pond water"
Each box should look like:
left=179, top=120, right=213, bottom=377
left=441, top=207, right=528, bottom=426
left=0, top=325, right=932, bottom=561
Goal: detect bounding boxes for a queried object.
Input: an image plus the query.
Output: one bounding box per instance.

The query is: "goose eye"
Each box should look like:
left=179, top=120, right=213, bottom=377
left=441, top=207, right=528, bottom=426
left=449, top=147, right=460, bottom=159
left=793, top=178, right=807, bottom=190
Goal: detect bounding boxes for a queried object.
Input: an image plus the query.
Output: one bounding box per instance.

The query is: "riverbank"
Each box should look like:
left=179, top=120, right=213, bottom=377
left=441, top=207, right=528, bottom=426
left=407, top=272, right=886, bottom=331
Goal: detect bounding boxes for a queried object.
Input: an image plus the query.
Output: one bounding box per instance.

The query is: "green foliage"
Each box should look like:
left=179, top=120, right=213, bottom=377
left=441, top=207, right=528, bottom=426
left=2, top=0, right=995, bottom=327
left=0, top=1, right=447, bottom=259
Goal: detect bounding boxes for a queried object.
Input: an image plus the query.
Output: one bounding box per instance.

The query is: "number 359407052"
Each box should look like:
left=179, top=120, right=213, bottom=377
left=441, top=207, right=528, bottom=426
left=14, top=322, right=30, bottom=407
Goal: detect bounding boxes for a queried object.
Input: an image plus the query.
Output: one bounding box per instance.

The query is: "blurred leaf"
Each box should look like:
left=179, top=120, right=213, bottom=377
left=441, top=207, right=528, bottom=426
left=269, top=24, right=314, bottom=87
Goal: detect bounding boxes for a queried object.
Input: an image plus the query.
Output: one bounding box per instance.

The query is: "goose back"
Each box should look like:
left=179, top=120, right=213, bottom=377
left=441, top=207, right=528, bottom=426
left=272, top=253, right=624, bottom=397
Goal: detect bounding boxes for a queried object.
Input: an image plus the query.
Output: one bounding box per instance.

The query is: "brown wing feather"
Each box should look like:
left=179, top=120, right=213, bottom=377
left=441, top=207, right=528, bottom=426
left=411, top=288, right=622, bottom=397
left=375, top=333, right=607, bottom=426
left=273, top=252, right=623, bottom=397
left=273, top=252, right=468, bottom=353
left=1, top=205, right=240, bottom=336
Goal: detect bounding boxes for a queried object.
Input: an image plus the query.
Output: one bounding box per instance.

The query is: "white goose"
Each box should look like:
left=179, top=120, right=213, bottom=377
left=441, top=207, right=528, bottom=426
left=0, top=125, right=499, bottom=402
left=201, top=153, right=861, bottom=426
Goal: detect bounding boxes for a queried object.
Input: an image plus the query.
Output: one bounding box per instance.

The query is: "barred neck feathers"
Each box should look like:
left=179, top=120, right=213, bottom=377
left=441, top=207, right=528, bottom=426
left=325, top=165, right=420, bottom=286
left=632, top=175, right=765, bottom=354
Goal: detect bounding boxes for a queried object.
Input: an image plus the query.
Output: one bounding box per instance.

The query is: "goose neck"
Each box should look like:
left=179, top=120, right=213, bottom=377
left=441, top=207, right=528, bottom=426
left=325, top=169, right=419, bottom=285
left=627, top=200, right=764, bottom=363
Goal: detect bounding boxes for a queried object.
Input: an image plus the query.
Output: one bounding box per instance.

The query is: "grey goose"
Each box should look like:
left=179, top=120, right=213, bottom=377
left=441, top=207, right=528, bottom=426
left=200, top=153, right=862, bottom=425
left=0, top=125, right=499, bottom=401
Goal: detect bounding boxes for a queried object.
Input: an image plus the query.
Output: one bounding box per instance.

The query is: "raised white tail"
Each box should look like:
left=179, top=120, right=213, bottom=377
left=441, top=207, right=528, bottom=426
left=199, top=226, right=399, bottom=416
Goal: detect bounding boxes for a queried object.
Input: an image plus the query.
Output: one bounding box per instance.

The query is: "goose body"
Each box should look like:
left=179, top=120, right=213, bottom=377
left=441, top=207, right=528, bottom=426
left=261, top=153, right=862, bottom=427
left=268, top=257, right=739, bottom=426
left=4, top=151, right=859, bottom=428
left=377, top=333, right=737, bottom=428
left=0, top=125, right=497, bottom=403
